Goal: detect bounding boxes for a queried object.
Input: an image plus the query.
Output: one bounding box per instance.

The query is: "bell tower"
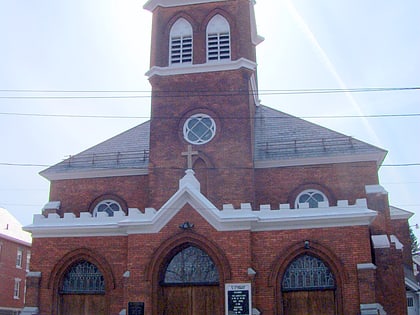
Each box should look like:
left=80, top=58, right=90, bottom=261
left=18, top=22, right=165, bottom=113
left=144, top=0, right=264, bottom=208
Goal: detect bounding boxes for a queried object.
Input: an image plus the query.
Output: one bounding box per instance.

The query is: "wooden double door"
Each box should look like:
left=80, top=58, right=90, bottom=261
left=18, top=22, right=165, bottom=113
left=59, top=294, right=106, bottom=315
left=283, top=290, right=336, bottom=315
left=160, top=285, right=221, bottom=315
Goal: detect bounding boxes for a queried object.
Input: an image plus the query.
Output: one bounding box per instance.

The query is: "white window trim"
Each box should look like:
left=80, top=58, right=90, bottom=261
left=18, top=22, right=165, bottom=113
left=26, top=251, right=31, bottom=272
left=16, top=248, right=23, bottom=269
left=295, top=189, right=329, bottom=209
left=183, top=114, right=216, bottom=145
left=13, top=278, right=21, bottom=299
left=169, top=18, right=193, bottom=66
left=93, top=199, right=123, bottom=217
left=206, top=14, right=231, bottom=62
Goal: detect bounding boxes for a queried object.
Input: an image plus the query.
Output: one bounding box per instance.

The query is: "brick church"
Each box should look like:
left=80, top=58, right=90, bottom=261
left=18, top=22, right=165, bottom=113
left=23, top=0, right=414, bottom=314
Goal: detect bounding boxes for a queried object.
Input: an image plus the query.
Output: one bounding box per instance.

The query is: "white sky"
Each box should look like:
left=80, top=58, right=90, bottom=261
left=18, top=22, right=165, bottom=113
left=0, top=0, right=419, bottom=236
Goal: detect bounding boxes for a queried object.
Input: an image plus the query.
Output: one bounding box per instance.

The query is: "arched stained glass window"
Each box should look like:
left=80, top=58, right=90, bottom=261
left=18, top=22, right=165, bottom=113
left=163, top=246, right=219, bottom=285
left=282, top=255, right=335, bottom=291
left=61, top=261, right=105, bottom=294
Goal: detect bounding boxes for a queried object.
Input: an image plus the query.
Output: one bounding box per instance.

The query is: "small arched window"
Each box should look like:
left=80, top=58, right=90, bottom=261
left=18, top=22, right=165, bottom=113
left=169, top=18, right=193, bottom=65
left=295, top=190, right=328, bottom=209
left=93, top=200, right=122, bottom=217
left=206, top=14, right=231, bottom=62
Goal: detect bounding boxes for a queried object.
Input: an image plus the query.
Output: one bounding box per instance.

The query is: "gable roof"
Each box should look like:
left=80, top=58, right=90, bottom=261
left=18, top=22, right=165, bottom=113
left=40, top=105, right=386, bottom=180
left=0, top=207, right=32, bottom=245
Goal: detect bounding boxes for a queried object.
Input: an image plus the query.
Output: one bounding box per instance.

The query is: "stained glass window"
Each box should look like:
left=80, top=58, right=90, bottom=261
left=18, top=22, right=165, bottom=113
left=61, top=261, right=105, bottom=294
left=163, top=246, right=219, bottom=285
left=282, top=255, right=335, bottom=291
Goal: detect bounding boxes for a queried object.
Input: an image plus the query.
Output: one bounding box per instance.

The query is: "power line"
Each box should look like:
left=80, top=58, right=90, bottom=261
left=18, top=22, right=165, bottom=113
left=0, top=86, right=419, bottom=99
left=0, top=112, right=419, bottom=119
left=1, top=162, right=419, bottom=168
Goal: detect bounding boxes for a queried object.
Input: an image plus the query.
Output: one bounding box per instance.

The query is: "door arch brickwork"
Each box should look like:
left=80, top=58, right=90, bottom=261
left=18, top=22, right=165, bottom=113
left=147, top=232, right=231, bottom=315
left=48, top=248, right=115, bottom=315
left=269, top=241, right=346, bottom=315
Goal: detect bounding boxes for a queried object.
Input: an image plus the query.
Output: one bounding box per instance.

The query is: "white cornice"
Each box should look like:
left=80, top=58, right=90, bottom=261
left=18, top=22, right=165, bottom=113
left=41, top=168, right=148, bottom=181
left=25, top=170, right=377, bottom=238
left=146, top=58, right=256, bottom=78
left=144, top=0, right=226, bottom=12
left=390, top=205, right=414, bottom=220
left=254, top=152, right=386, bottom=169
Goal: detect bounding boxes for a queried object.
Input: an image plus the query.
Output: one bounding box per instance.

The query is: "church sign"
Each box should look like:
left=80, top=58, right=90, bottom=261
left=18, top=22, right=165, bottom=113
left=225, top=283, right=252, bottom=315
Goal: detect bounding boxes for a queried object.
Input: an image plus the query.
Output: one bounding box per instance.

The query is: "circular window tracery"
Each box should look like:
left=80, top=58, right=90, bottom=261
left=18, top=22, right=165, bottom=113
left=183, top=114, right=216, bottom=145
left=295, top=189, right=328, bottom=209
left=93, top=200, right=122, bottom=217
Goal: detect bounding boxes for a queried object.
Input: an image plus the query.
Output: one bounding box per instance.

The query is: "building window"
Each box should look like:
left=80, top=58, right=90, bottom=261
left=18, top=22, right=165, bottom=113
left=183, top=114, right=216, bottom=145
left=94, top=200, right=122, bottom=217
left=282, top=255, right=335, bottom=291
left=295, top=189, right=328, bottom=209
left=163, top=245, right=219, bottom=285
left=13, top=278, right=21, bottom=299
left=16, top=248, right=23, bottom=268
left=170, top=18, right=193, bottom=65
left=26, top=251, right=31, bottom=272
left=61, top=260, right=105, bottom=294
left=407, top=297, right=414, bottom=307
left=207, top=14, right=231, bottom=62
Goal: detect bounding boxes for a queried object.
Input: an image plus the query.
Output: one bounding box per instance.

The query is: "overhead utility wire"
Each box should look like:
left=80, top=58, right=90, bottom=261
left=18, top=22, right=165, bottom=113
left=1, top=162, right=419, bottom=168
left=0, top=86, right=419, bottom=99
left=0, top=112, right=419, bottom=119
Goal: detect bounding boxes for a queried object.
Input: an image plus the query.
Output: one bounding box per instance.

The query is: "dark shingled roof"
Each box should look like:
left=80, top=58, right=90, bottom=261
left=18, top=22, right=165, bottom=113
left=40, top=106, right=386, bottom=179
left=254, top=105, right=386, bottom=162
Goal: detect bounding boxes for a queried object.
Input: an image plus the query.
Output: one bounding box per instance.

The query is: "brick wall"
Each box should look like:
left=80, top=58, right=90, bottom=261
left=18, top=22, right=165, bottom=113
left=149, top=0, right=256, bottom=68
left=255, top=161, right=379, bottom=208
left=0, top=237, right=31, bottom=311
left=49, top=175, right=149, bottom=216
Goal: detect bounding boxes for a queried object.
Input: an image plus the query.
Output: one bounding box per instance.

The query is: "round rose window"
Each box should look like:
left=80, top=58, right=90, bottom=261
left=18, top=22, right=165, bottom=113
left=183, top=114, right=216, bottom=145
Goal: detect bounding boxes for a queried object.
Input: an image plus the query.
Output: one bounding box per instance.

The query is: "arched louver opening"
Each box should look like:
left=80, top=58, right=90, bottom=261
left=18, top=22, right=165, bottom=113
left=170, top=18, right=193, bottom=65
left=207, top=15, right=231, bottom=62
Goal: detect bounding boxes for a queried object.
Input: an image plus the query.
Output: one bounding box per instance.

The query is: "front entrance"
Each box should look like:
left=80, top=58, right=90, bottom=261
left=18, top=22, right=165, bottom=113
left=161, top=286, right=220, bottom=314
left=59, top=294, right=106, bottom=315
left=282, top=254, right=337, bottom=315
left=283, top=290, right=336, bottom=315
left=159, top=245, right=221, bottom=315
left=58, top=260, right=106, bottom=315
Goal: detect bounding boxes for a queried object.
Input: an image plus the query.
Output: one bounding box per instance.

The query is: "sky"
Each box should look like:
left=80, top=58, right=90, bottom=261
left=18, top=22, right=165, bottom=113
left=0, top=1, right=419, bottom=236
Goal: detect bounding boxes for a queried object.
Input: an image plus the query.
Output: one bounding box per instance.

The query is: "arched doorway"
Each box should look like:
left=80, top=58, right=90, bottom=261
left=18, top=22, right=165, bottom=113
left=58, top=260, right=106, bottom=315
left=281, top=254, right=337, bottom=315
left=158, top=245, right=221, bottom=315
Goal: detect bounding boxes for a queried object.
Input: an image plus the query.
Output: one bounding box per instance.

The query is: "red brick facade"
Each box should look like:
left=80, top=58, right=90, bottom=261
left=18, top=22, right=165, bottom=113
left=0, top=211, right=31, bottom=314
left=23, top=1, right=410, bottom=314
